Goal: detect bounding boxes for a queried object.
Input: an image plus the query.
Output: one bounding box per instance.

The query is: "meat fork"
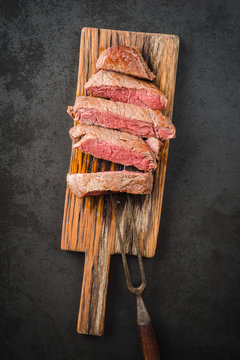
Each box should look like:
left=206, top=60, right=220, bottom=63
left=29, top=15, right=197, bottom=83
left=110, top=194, right=161, bottom=360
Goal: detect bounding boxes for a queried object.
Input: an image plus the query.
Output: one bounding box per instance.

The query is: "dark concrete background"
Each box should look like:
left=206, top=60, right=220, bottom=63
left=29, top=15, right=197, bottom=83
left=1, top=0, right=240, bottom=359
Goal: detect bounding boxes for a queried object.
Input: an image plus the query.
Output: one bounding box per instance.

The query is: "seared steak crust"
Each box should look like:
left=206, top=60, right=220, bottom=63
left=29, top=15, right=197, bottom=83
left=67, top=171, right=153, bottom=198
left=96, top=45, right=156, bottom=80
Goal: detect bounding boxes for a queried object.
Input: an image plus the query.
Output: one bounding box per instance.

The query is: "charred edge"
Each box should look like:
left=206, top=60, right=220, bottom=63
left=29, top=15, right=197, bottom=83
left=82, top=195, right=86, bottom=209
left=126, top=201, right=134, bottom=253
left=116, top=32, right=120, bottom=46
left=88, top=155, right=94, bottom=172
left=62, top=189, right=69, bottom=245
left=75, top=209, right=81, bottom=251
left=104, top=161, right=111, bottom=172
left=66, top=190, right=73, bottom=250
left=87, top=221, right=98, bottom=333
left=122, top=194, right=131, bottom=253
left=116, top=163, right=124, bottom=171
left=128, top=193, right=136, bottom=252
left=113, top=193, right=122, bottom=249
left=102, top=194, right=109, bottom=220
left=97, top=29, right=100, bottom=58
left=71, top=196, right=76, bottom=248
left=109, top=32, right=113, bottom=47
left=96, top=158, right=103, bottom=172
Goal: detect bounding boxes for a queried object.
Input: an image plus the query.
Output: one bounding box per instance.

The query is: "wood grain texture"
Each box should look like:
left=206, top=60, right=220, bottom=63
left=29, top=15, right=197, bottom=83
left=61, top=27, right=179, bottom=335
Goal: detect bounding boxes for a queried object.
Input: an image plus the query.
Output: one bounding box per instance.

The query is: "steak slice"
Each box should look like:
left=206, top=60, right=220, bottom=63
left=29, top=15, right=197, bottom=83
left=85, top=70, right=167, bottom=110
left=67, top=96, right=176, bottom=140
left=69, top=124, right=157, bottom=171
left=96, top=45, right=156, bottom=80
left=67, top=171, right=153, bottom=198
left=145, top=137, right=164, bottom=156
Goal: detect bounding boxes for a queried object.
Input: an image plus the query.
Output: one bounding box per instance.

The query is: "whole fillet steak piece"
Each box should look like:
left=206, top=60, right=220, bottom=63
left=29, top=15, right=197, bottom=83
left=67, top=96, right=175, bottom=140
left=85, top=70, right=167, bottom=110
left=96, top=45, right=156, bottom=80
left=67, top=171, right=153, bottom=198
left=69, top=124, right=157, bottom=171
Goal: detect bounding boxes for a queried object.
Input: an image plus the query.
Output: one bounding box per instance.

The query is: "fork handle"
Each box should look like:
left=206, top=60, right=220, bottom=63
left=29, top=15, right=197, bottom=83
left=138, top=321, right=161, bottom=360
left=136, top=296, right=161, bottom=360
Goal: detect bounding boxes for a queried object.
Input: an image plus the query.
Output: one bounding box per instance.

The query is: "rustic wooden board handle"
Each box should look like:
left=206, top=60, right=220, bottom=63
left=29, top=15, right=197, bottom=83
left=77, top=250, right=111, bottom=336
left=138, top=322, right=161, bottom=360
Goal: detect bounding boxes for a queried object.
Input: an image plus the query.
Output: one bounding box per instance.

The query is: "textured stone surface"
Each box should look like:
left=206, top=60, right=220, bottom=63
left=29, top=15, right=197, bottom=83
left=1, top=0, right=240, bottom=359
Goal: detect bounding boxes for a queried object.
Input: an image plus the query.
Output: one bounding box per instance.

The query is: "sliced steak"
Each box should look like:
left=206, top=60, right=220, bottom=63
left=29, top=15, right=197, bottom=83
left=146, top=137, right=164, bottom=156
left=96, top=45, right=156, bottom=80
left=67, top=96, right=175, bottom=140
left=69, top=124, right=157, bottom=171
left=85, top=70, right=167, bottom=110
left=67, top=171, right=153, bottom=198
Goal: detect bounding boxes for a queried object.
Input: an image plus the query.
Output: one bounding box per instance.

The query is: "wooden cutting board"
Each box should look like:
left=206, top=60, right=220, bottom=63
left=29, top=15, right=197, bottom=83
left=61, top=27, right=179, bottom=336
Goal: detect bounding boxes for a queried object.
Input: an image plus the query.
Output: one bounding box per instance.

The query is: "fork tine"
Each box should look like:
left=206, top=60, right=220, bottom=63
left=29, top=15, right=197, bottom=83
left=110, top=194, right=146, bottom=296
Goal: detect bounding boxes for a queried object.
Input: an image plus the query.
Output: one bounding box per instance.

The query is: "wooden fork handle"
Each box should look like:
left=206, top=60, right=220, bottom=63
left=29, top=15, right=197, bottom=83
left=136, top=296, right=161, bottom=359
left=138, top=321, right=161, bottom=360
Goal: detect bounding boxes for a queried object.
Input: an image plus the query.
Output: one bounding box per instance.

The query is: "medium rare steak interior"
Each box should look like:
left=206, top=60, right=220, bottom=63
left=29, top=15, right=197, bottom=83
left=96, top=45, right=156, bottom=80
left=67, top=171, right=153, bottom=198
left=69, top=124, right=157, bottom=171
left=67, top=96, right=175, bottom=140
left=145, top=137, right=164, bottom=156
left=85, top=70, right=167, bottom=110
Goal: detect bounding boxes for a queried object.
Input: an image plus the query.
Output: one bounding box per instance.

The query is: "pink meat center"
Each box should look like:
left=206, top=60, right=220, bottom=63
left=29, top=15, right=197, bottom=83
left=75, top=108, right=174, bottom=139
left=77, top=138, right=156, bottom=171
left=87, top=86, right=167, bottom=110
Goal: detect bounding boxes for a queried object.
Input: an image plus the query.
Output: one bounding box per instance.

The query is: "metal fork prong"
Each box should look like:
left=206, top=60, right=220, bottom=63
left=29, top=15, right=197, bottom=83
left=127, top=195, right=146, bottom=291
left=110, top=194, right=146, bottom=296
